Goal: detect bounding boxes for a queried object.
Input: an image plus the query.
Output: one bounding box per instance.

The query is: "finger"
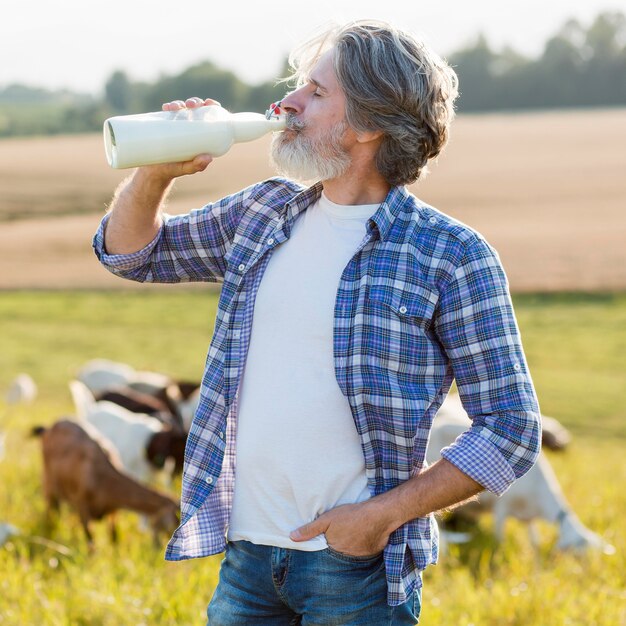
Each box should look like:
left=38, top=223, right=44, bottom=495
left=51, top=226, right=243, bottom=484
left=185, top=97, right=205, bottom=108
left=290, top=517, right=328, bottom=542
left=203, top=98, right=221, bottom=107
left=162, top=100, right=186, bottom=111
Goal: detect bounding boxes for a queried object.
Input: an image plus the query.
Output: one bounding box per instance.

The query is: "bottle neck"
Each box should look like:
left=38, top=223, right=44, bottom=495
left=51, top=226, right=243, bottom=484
left=230, top=113, right=286, bottom=143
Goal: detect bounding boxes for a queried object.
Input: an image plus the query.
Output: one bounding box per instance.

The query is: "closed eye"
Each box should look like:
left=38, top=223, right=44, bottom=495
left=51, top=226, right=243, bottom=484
left=308, top=78, right=327, bottom=97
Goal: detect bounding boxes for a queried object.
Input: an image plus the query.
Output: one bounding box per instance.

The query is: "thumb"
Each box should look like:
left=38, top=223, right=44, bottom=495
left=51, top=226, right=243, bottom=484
left=183, top=154, right=213, bottom=175
left=290, top=516, right=329, bottom=542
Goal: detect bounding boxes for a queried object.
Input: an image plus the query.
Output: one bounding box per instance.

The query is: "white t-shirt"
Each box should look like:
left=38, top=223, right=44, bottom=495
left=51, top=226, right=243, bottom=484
left=228, top=193, right=380, bottom=550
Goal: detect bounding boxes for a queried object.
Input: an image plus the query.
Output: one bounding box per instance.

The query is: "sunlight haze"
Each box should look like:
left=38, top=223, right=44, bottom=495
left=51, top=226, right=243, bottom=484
left=2, top=0, right=624, bottom=94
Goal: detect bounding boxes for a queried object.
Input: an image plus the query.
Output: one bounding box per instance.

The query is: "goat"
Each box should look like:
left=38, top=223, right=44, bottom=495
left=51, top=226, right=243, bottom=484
left=94, top=386, right=179, bottom=428
left=76, top=359, right=137, bottom=394
left=76, top=359, right=198, bottom=431
left=5, top=373, right=37, bottom=404
left=177, top=380, right=202, bottom=400
left=69, top=380, right=187, bottom=482
left=540, top=414, right=571, bottom=451
left=32, top=420, right=179, bottom=547
left=178, top=386, right=201, bottom=432
left=77, top=359, right=177, bottom=409
left=428, top=393, right=614, bottom=554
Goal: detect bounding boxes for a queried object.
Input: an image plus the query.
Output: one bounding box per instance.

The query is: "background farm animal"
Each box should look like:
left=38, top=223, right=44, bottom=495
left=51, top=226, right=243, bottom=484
left=5, top=373, right=38, bottom=405
left=428, top=393, right=614, bottom=554
left=32, top=420, right=179, bottom=546
left=77, top=359, right=200, bottom=431
left=95, top=386, right=173, bottom=419
left=69, top=380, right=187, bottom=481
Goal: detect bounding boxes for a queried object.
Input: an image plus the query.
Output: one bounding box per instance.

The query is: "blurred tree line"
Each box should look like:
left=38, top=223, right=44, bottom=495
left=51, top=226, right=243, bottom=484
left=448, top=11, right=626, bottom=110
left=0, top=61, right=287, bottom=138
left=0, top=11, right=624, bottom=137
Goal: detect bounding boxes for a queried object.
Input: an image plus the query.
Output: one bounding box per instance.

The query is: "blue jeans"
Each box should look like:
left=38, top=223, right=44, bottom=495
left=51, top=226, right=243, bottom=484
left=207, top=541, right=421, bottom=625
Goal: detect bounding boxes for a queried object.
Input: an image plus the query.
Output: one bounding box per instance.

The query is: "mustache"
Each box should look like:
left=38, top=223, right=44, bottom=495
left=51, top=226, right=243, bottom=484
left=286, top=114, right=306, bottom=132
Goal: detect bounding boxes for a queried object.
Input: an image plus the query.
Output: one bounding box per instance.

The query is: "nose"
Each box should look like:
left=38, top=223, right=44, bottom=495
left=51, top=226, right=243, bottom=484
left=280, top=88, right=304, bottom=115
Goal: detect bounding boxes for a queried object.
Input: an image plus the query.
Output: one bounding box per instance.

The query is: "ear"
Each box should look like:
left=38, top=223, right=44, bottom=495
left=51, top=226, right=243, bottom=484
left=355, top=128, right=384, bottom=144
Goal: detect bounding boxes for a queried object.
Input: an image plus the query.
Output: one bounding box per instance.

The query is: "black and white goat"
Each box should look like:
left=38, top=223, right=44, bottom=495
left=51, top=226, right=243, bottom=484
left=69, top=380, right=186, bottom=482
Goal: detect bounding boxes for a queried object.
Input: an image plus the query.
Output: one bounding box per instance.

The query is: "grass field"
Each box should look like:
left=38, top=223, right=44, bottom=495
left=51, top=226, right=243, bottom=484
left=0, top=289, right=624, bottom=625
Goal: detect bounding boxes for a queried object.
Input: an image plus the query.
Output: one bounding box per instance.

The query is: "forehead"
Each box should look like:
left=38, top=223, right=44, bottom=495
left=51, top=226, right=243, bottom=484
left=308, top=48, right=339, bottom=91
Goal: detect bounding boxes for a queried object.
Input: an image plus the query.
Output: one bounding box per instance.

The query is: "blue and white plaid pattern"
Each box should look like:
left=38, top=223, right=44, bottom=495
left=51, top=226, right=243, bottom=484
left=93, top=177, right=541, bottom=606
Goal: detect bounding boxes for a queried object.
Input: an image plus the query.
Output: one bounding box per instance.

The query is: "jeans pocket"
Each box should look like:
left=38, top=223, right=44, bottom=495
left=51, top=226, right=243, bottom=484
left=325, top=545, right=384, bottom=564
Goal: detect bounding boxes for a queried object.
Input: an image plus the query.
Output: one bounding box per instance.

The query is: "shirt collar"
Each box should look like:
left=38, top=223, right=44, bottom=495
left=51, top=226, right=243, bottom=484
left=281, top=181, right=413, bottom=243
left=282, top=181, right=324, bottom=233
left=369, top=185, right=414, bottom=243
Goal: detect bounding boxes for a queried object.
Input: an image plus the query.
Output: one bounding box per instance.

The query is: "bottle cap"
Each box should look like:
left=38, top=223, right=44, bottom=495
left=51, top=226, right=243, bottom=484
left=265, top=101, right=283, bottom=120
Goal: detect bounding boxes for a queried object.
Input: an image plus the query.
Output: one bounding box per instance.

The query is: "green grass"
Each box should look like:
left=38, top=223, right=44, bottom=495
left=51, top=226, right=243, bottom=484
left=513, top=292, right=626, bottom=439
left=0, top=289, right=624, bottom=625
left=0, top=288, right=219, bottom=414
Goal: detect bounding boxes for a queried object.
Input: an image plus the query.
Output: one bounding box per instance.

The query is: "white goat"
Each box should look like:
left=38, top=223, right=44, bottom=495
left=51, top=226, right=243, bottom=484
left=76, top=359, right=171, bottom=395
left=76, top=359, right=191, bottom=430
left=5, top=373, right=37, bottom=404
left=69, top=380, right=175, bottom=484
left=428, top=393, right=614, bottom=554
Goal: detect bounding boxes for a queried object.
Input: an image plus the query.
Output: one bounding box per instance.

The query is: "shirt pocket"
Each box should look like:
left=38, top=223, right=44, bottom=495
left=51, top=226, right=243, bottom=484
left=366, top=283, right=438, bottom=331
left=359, top=282, right=441, bottom=377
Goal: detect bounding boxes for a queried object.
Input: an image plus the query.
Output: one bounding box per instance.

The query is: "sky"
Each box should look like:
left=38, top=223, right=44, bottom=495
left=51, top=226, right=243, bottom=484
left=2, top=0, right=623, bottom=95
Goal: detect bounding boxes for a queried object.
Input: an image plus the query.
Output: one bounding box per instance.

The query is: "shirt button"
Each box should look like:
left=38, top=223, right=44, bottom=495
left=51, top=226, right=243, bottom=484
left=238, top=264, right=245, bottom=272
left=513, top=363, right=522, bottom=371
left=267, top=238, right=275, bottom=245
left=205, top=476, right=214, bottom=484
left=399, top=306, right=408, bottom=314
left=219, top=431, right=225, bottom=440
left=429, top=217, right=437, bottom=225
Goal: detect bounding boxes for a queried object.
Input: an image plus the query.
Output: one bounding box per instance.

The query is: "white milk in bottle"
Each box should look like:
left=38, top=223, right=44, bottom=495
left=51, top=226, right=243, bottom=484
left=103, top=103, right=286, bottom=169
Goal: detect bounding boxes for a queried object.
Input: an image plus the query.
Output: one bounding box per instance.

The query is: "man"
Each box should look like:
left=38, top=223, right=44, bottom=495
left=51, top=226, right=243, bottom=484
left=94, top=20, right=541, bottom=625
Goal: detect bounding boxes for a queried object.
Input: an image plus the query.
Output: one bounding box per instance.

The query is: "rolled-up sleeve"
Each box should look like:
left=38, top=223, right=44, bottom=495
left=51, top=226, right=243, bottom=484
left=92, top=182, right=263, bottom=284
left=434, top=236, right=541, bottom=495
left=93, top=213, right=164, bottom=277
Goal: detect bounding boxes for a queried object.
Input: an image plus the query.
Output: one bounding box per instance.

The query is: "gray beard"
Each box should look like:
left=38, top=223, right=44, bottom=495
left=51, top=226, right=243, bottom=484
left=269, top=119, right=351, bottom=183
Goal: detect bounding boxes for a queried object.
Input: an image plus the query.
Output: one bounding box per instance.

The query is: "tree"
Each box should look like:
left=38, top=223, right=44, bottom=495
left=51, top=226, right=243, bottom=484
left=142, top=61, right=248, bottom=112
left=583, top=12, right=626, bottom=105
left=104, top=70, right=133, bottom=113
left=585, top=11, right=626, bottom=62
left=448, top=34, right=498, bottom=110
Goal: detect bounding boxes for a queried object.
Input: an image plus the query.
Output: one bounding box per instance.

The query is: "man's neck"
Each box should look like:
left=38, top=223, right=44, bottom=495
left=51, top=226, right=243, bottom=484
left=322, top=173, right=391, bottom=206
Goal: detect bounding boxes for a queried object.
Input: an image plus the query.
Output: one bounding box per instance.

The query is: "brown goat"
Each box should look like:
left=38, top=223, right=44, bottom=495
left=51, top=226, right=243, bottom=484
left=33, top=420, right=179, bottom=547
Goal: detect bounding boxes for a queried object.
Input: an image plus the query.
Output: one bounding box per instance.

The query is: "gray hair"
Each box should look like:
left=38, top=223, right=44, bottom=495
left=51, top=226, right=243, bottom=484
left=286, top=20, right=459, bottom=186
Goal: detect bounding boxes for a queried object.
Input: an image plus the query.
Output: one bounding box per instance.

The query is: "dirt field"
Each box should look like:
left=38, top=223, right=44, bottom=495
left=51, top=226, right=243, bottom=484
left=0, top=108, right=624, bottom=291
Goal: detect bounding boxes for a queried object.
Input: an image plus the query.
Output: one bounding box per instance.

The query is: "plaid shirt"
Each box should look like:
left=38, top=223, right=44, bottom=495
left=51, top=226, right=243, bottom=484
left=93, top=177, right=541, bottom=606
